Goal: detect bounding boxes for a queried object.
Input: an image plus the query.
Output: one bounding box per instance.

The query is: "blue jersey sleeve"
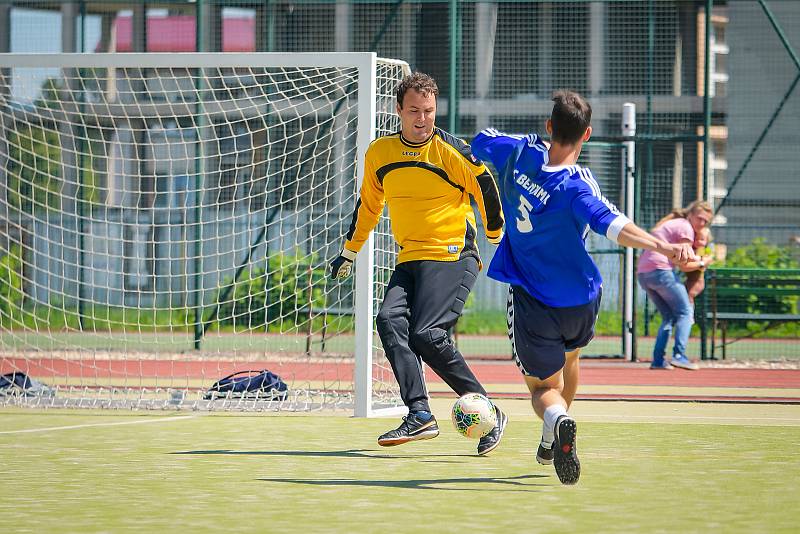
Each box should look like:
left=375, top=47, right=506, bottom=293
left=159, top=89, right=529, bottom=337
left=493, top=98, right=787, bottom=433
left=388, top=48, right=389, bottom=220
left=571, top=168, right=630, bottom=241
left=471, top=129, right=527, bottom=172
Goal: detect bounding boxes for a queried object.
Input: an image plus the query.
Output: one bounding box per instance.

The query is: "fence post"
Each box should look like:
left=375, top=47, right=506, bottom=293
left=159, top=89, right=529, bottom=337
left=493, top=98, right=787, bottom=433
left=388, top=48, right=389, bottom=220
left=622, top=103, right=636, bottom=361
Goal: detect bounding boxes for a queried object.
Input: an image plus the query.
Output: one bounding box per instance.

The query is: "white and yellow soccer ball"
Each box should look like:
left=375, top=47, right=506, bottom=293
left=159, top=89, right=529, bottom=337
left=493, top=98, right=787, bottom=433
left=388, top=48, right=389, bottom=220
left=451, top=393, right=497, bottom=439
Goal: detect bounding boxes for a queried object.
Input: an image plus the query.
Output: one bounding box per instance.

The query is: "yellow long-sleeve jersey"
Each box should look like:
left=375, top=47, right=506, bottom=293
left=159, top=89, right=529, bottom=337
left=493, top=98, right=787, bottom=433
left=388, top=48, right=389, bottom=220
left=343, top=128, right=503, bottom=265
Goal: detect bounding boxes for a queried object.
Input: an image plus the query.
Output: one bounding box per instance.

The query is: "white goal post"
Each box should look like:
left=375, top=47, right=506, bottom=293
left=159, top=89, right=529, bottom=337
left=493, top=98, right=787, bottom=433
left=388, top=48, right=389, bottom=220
left=0, top=52, right=409, bottom=416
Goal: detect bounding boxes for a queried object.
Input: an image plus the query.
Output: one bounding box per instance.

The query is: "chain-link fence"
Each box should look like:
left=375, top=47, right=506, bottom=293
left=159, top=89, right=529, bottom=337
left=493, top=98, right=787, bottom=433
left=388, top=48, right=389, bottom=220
left=0, top=0, right=798, bottom=361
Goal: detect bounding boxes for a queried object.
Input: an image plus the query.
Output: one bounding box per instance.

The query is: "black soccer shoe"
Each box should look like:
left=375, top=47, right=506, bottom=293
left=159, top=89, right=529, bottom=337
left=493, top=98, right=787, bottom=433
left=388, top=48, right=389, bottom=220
left=477, top=405, right=508, bottom=456
left=553, top=415, right=580, bottom=485
left=536, top=441, right=554, bottom=465
left=377, top=413, right=440, bottom=447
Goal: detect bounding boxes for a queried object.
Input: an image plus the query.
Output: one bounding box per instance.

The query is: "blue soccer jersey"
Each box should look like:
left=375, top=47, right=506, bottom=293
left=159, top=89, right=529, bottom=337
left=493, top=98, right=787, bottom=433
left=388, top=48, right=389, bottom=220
left=472, top=128, right=630, bottom=308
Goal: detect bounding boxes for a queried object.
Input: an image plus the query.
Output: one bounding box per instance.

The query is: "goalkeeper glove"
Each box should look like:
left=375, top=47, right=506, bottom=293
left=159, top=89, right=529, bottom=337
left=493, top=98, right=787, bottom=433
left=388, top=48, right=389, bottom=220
left=487, top=230, right=504, bottom=246
left=329, top=248, right=358, bottom=280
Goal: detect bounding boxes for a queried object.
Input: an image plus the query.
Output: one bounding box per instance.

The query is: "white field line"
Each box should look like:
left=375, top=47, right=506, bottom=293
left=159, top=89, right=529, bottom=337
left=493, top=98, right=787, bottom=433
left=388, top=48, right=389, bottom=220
left=576, top=413, right=800, bottom=425
left=0, top=415, right=199, bottom=434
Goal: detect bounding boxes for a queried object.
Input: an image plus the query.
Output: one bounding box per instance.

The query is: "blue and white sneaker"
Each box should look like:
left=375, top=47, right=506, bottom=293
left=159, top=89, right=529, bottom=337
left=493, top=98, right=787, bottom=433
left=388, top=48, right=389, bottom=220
left=671, top=354, right=699, bottom=370
left=650, top=359, right=674, bottom=370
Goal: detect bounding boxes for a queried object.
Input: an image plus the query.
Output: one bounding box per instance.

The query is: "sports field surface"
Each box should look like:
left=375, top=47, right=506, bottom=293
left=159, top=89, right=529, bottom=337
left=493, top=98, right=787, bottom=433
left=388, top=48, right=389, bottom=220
left=2, top=399, right=799, bottom=533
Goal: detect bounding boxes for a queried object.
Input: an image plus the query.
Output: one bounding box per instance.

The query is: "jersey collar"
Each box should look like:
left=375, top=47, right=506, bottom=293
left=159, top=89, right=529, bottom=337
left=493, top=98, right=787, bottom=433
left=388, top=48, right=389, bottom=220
left=542, top=164, right=575, bottom=172
left=400, top=130, right=435, bottom=148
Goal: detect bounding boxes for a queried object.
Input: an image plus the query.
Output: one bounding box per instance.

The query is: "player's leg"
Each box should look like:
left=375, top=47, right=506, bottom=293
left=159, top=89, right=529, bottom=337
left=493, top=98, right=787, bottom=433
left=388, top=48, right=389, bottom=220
left=532, top=349, right=579, bottom=467
left=559, top=287, right=600, bottom=409
left=537, top=340, right=591, bottom=467
left=408, top=257, right=507, bottom=455
left=539, top=291, right=601, bottom=481
left=375, top=263, right=439, bottom=446
left=525, top=372, right=566, bottom=420
left=407, top=257, right=485, bottom=396
left=561, top=348, right=581, bottom=408
left=507, top=285, right=570, bottom=474
left=508, top=285, right=596, bottom=484
left=524, top=371, right=579, bottom=484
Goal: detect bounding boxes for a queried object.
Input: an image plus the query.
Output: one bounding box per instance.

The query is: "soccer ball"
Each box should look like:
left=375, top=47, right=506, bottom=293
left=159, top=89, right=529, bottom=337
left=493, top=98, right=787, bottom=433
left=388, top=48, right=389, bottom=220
left=451, top=393, right=497, bottom=439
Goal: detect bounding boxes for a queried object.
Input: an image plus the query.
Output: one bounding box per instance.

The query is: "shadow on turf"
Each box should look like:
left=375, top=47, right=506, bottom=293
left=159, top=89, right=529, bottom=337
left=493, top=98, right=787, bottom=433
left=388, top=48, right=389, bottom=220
left=171, top=449, right=476, bottom=460
left=256, top=474, right=548, bottom=491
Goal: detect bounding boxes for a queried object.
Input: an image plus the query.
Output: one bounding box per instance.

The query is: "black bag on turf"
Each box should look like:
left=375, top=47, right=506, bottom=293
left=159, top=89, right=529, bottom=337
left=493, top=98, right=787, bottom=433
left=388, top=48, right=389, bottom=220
left=0, top=372, right=55, bottom=397
left=204, top=370, right=288, bottom=401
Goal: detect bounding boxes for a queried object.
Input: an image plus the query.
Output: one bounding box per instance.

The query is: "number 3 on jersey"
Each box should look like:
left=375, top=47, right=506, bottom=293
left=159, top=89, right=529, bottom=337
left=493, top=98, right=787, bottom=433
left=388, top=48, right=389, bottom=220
left=516, top=195, right=534, bottom=233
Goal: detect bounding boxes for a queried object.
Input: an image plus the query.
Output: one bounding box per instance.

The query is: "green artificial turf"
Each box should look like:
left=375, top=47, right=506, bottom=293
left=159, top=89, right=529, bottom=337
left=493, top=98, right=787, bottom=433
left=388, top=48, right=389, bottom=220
left=1, top=402, right=799, bottom=533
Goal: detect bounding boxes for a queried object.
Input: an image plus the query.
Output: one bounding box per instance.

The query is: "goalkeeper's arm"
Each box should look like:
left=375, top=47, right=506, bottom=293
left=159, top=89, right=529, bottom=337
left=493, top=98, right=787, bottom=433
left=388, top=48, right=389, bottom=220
left=330, top=248, right=357, bottom=280
left=474, top=168, right=504, bottom=245
left=330, top=156, right=384, bottom=281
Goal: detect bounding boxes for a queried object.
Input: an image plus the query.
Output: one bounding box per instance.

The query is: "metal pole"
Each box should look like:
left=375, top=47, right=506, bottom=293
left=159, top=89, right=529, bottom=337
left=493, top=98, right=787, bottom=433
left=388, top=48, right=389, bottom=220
left=192, top=0, right=205, bottom=349
left=448, top=0, right=459, bottom=134
left=266, top=0, right=275, bottom=52
left=622, top=103, right=636, bottom=361
left=79, top=1, right=86, bottom=52
left=645, top=0, right=654, bottom=216
left=703, top=0, right=712, bottom=203
left=759, top=0, right=800, bottom=70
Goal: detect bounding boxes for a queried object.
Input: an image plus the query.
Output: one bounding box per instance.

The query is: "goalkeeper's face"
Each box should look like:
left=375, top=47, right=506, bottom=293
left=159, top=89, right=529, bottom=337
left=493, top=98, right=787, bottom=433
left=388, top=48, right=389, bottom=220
left=397, top=89, right=437, bottom=143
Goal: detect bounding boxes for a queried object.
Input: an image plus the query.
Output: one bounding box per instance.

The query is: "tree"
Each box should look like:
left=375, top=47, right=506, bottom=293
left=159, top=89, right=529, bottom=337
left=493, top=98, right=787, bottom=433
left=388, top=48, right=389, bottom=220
left=6, top=126, right=62, bottom=213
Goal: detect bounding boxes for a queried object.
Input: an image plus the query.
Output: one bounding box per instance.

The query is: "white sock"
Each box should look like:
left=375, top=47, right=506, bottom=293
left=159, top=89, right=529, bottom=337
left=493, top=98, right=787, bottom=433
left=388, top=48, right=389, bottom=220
left=541, top=404, right=568, bottom=447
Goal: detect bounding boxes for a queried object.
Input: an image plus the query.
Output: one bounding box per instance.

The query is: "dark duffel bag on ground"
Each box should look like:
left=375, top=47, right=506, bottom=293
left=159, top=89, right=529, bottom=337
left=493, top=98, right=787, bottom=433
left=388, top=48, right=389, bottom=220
left=0, top=372, right=55, bottom=397
left=203, top=370, right=288, bottom=401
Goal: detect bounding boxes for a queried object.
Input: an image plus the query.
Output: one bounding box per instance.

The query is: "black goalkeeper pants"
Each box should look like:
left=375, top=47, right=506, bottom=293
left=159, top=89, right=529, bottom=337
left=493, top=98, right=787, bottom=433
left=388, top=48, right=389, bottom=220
left=375, top=257, right=486, bottom=413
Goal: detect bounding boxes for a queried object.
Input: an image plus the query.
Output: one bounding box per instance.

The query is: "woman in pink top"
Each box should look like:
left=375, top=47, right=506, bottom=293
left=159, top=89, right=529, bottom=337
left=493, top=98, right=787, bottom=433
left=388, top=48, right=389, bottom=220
left=637, top=201, right=713, bottom=370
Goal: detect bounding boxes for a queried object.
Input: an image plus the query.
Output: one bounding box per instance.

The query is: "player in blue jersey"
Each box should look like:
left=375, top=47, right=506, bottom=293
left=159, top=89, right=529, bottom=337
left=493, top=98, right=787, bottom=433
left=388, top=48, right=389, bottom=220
left=472, top=90, right=696, bottom=485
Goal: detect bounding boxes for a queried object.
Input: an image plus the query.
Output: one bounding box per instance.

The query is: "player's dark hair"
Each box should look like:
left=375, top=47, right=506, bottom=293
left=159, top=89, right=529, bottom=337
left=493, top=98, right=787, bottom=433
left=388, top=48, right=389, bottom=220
left=396, top=72, right=439, bottom=108
left=550, top=90, right=592, bottom=144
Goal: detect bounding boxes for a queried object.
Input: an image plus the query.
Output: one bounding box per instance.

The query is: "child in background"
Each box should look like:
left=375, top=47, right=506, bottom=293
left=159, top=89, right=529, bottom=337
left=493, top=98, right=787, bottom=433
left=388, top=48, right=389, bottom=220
left=684, top=227, right=714, bottom=305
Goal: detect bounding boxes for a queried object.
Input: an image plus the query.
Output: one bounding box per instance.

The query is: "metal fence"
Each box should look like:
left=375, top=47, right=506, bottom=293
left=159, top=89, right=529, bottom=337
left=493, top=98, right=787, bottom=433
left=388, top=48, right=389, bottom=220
left=0, top=0, right=798, bottom=360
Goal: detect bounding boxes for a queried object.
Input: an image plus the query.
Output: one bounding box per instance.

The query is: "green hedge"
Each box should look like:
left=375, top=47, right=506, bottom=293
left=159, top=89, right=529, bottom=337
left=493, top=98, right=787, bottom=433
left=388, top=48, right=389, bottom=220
left=213, top=250, right=328, bottom=332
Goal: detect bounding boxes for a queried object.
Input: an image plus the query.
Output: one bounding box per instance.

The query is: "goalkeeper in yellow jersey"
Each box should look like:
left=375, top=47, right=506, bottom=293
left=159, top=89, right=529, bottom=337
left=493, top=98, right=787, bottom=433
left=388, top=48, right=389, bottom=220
left=329, top=72, right=507, bottom=455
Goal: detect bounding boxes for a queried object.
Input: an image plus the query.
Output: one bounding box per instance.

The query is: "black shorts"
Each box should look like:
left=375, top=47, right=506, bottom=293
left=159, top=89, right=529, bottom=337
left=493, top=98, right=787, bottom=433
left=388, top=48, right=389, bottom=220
left=507, top=285, right=602, bottom=380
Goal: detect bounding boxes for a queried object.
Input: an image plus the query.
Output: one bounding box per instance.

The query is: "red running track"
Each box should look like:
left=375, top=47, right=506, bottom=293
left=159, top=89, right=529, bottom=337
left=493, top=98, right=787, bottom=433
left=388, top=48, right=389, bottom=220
left=470, top=361, right=800, bottom=389
left=3, top=358, right=800, bottom=389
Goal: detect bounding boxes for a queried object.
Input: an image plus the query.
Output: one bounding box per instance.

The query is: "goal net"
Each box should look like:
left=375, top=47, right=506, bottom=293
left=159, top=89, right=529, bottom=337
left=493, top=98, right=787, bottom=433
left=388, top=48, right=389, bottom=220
left=0, top=53, right=408, bottom=414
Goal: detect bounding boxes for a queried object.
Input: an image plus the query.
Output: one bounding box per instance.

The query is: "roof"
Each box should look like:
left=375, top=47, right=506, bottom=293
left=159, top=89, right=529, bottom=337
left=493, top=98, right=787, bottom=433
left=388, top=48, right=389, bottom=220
left=109, top=15, right=255, bottom=52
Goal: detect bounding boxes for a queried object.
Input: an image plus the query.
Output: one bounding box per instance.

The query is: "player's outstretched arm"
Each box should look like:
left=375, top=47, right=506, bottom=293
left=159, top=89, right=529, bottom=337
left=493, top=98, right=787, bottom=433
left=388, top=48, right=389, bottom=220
left=616, top=222, right=697, bottom=266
